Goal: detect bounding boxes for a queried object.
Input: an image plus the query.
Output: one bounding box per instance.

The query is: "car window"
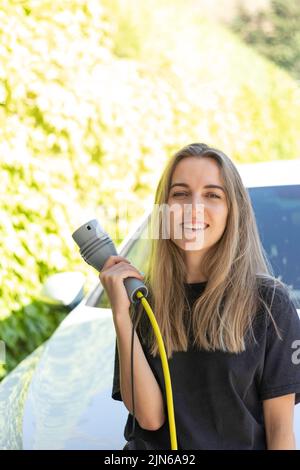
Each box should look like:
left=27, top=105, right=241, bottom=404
left=96, top=221, right=151, bottom=309
left=249, top=185, right=300, bottom=307
left=97, top=184, right=300, bottom=309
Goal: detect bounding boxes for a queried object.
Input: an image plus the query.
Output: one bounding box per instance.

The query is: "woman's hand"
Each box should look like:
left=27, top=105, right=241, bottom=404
left=99, top=255, right=144, bottom=317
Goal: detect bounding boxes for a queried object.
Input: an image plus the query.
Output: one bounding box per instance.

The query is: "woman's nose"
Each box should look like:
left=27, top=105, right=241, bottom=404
left=186, top=195, right=204, bottom=221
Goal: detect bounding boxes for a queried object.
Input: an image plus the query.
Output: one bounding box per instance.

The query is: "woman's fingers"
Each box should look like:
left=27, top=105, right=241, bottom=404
left=100, top=255, right=131, bottom=273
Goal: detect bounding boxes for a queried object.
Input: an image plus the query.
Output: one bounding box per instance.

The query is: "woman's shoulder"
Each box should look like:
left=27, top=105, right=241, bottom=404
left=256, top=275, right=291, bottom=303
left=255, top=275, right=298, bottom=327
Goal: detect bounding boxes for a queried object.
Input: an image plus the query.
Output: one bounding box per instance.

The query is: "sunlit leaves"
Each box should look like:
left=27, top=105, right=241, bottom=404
left=0, top=0, right=299, bottom=379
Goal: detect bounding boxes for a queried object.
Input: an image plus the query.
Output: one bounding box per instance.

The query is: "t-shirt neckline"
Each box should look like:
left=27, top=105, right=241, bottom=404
left=184, top=281, right=208, bottom=286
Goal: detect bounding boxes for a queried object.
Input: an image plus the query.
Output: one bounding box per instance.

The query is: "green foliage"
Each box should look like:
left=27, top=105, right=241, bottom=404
left=230, top=0, right=300, bottom=80
left=0, top=0, right=300, bottom=380
left=0, top=0, right=117, bottom=379
left=0, top=301, right=68, bottom=380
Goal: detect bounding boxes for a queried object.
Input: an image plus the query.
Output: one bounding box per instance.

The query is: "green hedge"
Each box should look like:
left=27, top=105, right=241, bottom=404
left=0, top=0, right=299, bottom=380
left=230, top=0, right=300, bottom=81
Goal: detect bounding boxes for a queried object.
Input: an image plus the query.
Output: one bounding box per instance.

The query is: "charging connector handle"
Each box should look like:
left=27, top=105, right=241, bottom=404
left=72, top=219, right=148, bottom=302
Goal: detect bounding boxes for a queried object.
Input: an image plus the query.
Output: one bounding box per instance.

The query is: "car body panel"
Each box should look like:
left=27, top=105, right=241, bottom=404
left=22, top=306, right=128, bottom=450
left=0, top=344, right=45, bottom=449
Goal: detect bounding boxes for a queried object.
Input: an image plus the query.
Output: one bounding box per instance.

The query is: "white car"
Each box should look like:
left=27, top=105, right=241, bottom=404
left=0, top=159, right=299, bottom=450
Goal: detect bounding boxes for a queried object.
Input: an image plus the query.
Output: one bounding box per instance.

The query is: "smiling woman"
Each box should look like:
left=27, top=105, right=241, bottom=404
left=111, top=142, right=300, bottom=450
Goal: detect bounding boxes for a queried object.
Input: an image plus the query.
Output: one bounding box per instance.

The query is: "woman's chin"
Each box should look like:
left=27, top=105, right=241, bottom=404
left=174, top=239, right=207, bottom=252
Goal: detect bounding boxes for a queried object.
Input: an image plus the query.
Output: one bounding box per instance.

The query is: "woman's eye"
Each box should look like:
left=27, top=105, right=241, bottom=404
left=171, top=192, right=221, bottom=199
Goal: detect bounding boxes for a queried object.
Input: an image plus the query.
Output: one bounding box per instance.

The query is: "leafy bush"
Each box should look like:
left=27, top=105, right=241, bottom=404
left=0, top=0, right=299, bottom=380
left=230, top=0, right=300, bottom=81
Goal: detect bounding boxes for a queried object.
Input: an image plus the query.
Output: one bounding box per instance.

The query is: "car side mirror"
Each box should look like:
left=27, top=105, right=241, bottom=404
left=39, top=272, right=86, bottom=310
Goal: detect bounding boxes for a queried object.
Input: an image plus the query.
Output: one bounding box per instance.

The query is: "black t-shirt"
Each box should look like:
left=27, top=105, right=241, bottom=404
left=111, top=281, right=300, bottom=450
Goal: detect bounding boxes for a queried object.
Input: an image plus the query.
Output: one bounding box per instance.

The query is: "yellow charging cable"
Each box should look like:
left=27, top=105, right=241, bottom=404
left=135, top=290, right=178, bottom=450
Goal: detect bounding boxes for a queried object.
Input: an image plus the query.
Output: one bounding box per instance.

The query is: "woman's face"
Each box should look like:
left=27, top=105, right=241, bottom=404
left=166, top=157, right=229, bottom=252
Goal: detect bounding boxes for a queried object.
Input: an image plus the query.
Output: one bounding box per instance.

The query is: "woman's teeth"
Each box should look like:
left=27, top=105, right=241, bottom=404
left=182, top=224, right=208, bottom=231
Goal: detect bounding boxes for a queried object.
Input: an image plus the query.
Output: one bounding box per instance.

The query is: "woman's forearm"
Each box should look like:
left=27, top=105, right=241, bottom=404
left=113, top=310, right=166, bottom=431
left=267, top=430, right=296, bottom=450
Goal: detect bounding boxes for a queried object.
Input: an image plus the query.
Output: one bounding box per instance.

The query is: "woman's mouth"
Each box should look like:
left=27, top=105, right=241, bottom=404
left=181, top=223, right=209, bottom=232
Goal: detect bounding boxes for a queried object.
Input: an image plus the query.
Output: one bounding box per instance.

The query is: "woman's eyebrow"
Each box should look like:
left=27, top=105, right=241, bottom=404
left=170, top=183, right=225, bottom=193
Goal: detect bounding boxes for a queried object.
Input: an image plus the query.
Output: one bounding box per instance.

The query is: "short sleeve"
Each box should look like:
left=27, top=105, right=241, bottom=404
left=111, top=338, right=122, bottom=401
left=259, top=286, right=300, bottom=404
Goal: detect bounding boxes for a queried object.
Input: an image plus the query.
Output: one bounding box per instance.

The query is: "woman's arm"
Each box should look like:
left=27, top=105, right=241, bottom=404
left=114, top=312, right=166, bottom=431
left=263, top=393, right=296, bottom=449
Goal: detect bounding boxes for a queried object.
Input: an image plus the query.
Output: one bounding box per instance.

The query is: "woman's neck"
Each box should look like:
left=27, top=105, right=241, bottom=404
left=184, top=252, right=207, bottom=283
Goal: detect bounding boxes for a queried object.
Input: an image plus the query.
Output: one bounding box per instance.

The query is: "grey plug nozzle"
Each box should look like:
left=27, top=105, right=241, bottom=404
left=72, top=219, right=148, bottom=303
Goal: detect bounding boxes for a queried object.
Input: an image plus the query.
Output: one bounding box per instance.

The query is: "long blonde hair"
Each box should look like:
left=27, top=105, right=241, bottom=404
left=132, top=143, right=286, bottom=358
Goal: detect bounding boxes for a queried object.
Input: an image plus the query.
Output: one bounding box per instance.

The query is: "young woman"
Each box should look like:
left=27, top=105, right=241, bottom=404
left=102, top=143, right=300, bottom=450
